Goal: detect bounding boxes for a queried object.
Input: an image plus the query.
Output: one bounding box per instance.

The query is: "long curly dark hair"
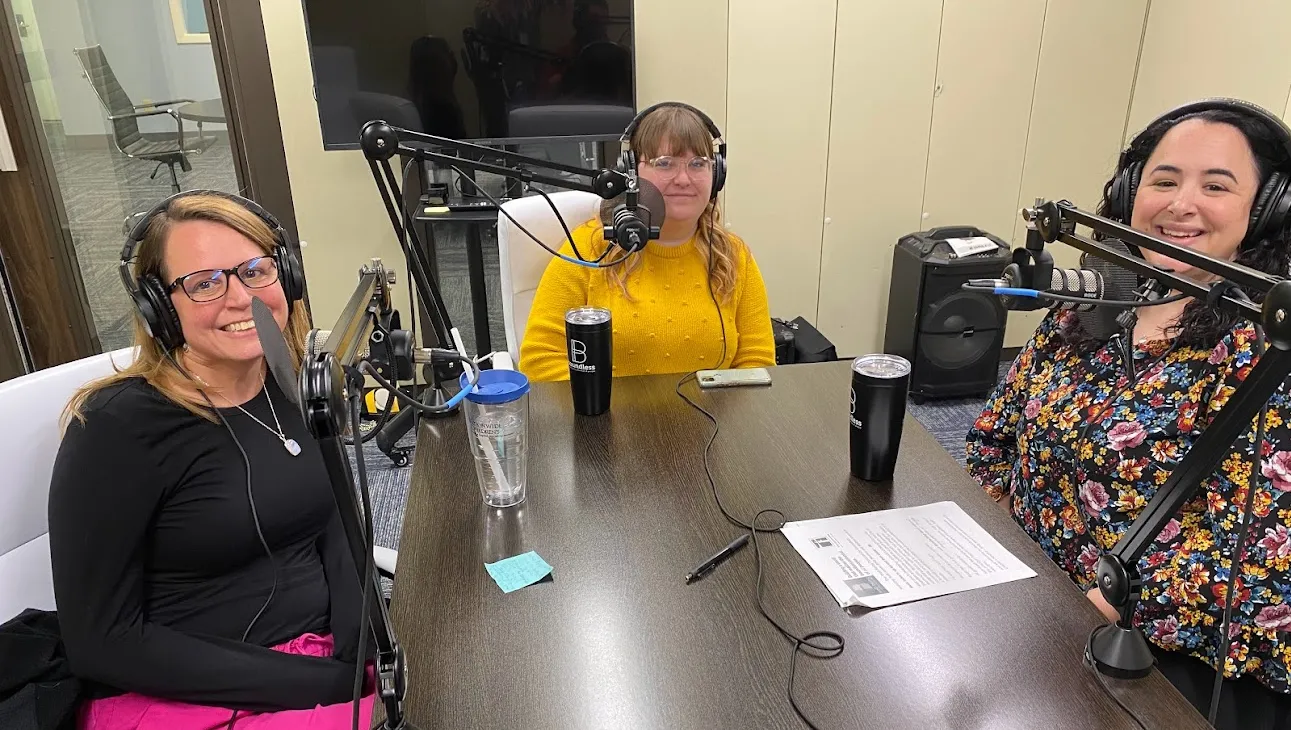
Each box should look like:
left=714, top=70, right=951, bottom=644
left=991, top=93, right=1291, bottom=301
left=1069, top=108, right=1291, bottom=349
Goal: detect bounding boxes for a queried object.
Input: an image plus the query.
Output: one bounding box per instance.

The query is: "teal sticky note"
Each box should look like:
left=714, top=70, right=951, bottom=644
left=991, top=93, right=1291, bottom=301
left=485, top=551, right=553, bottom=594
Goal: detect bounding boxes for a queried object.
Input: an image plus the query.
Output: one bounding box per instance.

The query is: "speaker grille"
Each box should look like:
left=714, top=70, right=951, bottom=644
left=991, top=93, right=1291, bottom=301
left=918, top=330, right=997, bottom=371
left=921, top=291, right=1001, bottom=335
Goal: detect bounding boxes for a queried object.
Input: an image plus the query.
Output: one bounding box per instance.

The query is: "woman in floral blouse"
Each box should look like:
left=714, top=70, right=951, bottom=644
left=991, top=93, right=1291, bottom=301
left=968, top=100, right=1291, bottom=729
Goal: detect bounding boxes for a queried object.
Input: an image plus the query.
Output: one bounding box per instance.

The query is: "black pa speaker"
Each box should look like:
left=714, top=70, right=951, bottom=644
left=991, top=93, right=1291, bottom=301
left=883, top=226, right=1010, bottom=402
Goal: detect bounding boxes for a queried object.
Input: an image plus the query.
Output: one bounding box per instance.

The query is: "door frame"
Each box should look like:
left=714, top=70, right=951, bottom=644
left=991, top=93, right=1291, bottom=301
left=0, top=0, right=99, bottom=370
left=205, top=0, right=300, bottom=252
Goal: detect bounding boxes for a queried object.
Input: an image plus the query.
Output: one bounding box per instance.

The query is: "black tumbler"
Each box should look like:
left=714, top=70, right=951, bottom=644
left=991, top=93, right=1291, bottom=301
left=849, top=354, right=911, bottom=481
left=566, top=306, right=612, bottom=415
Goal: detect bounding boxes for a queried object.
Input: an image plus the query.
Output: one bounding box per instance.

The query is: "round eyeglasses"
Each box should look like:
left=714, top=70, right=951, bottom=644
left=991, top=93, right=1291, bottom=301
left=643, top=156, right=714, bottom=179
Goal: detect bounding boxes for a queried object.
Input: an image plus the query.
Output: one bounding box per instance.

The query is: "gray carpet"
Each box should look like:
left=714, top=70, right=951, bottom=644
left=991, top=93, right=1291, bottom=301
left=905, top=362, right=1012, bottom=468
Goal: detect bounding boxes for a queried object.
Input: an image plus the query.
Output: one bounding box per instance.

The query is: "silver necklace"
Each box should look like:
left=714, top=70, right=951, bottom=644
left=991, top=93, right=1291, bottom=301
left=193, top=372, right=301, bottom=456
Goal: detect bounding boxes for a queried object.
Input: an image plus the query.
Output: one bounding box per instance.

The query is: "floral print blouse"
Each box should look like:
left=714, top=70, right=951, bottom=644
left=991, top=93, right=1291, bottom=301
left=967, top=309, right=1291, bottom=693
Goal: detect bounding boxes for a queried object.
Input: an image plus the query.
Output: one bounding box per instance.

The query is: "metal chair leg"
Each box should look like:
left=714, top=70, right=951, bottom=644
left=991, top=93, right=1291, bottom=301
left=150, top=162, right=164, bottom=180
left=167, top=163, right=181, bottom=193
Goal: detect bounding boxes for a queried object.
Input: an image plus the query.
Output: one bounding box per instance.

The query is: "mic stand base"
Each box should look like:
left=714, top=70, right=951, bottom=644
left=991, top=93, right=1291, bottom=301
left=1087, top=623, right=1154, bottom=679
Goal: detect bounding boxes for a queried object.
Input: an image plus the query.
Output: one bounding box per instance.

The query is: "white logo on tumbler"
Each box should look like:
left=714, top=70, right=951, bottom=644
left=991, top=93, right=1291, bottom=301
left=849, top=387, right=864, bottom=430
left=569, top=339, right=596, bottom=373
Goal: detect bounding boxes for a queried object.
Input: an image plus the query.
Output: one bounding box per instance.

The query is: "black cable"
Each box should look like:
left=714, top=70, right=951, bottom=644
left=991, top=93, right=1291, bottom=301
left=1084, top=628, right=1150, bottom=730
left=672, top=223, right=842, bottom=729
left=674, top=216, right=736, bottom=528
left=750, top=509, right=846, bottom=729
left=344, top=326, right=399, bottom=445
left=1209, top=325, right=1268, bottom=726
left=349, top=393, right=376, bottom=730
left=530, top=185, right=608, bottom=263
left=961, top=284, right=1189, bottom=308
left=454, top=173, right=486, bottom=199
left=1043, top=291, right=1190, bottom=307
left=166, top=352, right=276, bottom=730
left=447, top=165, right=634, bottom=268
left=360, top=353, right=479, bottom=415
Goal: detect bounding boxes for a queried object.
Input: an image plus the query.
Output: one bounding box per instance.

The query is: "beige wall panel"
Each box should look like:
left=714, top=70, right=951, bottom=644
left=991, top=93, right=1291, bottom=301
left=817, top=0, right=942, bottom=356
left=723, top=0, right=838, bottom=321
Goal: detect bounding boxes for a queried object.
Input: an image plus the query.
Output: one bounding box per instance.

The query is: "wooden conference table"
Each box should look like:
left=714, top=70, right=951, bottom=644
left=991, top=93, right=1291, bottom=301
left=387, top=361, right=1207, bottom=729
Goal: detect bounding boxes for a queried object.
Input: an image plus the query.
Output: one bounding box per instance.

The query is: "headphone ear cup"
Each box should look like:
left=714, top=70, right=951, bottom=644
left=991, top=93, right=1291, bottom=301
left=710, top=154, right=726, bottom=199
left=1120, top=163, right=1142, bottom=223
left=617, top=149, right=635, bottom=176
left=275, top=244, right=305, bottom=306
left=1107, top=162, right=1141, bottom=223
left=1247, top=172, right=1291, bottom=249
left=136, top=274, right=183, bottom=351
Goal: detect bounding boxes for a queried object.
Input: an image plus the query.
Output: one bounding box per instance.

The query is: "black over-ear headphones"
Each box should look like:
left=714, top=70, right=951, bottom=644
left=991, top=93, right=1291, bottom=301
left=616, top=101, right=728, bottom=200
left=119, top=189, right=305, bottom=352
left=1106, top=97, right=1291, bottom=251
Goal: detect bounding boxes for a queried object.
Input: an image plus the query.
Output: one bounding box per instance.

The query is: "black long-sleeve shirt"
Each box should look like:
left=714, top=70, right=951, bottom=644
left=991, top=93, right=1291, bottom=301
left=48, top=376, right=366, bottom=711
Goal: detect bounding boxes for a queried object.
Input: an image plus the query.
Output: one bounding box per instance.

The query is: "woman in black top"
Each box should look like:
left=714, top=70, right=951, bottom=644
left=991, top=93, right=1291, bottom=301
left=49, top=193, right=373, bottom=727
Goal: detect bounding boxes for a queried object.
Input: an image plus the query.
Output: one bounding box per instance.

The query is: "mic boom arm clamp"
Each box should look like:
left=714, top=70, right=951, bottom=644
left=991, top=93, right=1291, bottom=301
left=1020, top=199, right=1291, bottom=678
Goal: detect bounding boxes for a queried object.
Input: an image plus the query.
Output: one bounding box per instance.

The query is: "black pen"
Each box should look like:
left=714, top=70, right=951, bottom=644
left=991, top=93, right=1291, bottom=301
left=685, top=533, right=750, bottom=584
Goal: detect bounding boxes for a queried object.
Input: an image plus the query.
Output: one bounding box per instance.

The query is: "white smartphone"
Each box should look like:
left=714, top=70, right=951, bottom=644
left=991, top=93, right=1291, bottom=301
left=697, top=368, right=773, bottom=389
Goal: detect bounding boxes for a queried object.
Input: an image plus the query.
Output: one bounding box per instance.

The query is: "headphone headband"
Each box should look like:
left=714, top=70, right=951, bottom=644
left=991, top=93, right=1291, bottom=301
left=121, top=189, right=283, bottom=261
left=621, top=101, right=725, bottom=147
left=618, top=102, right=728, bottom=200
left=1129, top=97, right=1291, bottom=165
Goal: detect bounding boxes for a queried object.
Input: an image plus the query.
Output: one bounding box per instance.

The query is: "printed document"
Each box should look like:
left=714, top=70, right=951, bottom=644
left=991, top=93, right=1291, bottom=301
left=781, top=501, right=1035, bottom=608
left=943, top=236, right=999, bottom=258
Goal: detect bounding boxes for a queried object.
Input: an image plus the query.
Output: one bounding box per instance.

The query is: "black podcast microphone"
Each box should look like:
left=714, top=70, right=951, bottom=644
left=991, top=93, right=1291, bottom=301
left=965, top=239, right=1143, bottom=341
left=1073, top=239, right=1141, bottom=341
left=600, top=176, right=665, bottom=254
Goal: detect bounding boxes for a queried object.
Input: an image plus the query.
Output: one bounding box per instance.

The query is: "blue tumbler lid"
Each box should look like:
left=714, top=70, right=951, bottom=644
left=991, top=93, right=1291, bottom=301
left=459, top=369, right=530, bottom=404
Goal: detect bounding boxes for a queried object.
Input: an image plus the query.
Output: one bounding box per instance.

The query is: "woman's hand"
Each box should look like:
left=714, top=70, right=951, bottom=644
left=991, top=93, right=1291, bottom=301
left=1086, top=586, right=1120, bottom=622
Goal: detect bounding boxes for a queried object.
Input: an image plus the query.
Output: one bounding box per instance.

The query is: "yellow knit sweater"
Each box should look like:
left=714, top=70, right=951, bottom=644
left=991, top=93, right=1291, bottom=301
left=519, top=219, right=776, bottom=382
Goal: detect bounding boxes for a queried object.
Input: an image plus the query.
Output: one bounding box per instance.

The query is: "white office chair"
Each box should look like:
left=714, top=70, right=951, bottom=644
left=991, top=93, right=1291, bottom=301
left=497, top=191, right=602, bottom=362
left=0, top=348, right=136, bottom=623
left=0, top=346, right=396, bottom=624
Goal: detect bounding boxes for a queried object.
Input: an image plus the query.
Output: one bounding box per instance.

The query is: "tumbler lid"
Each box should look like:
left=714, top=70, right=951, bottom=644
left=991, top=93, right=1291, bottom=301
left=852, top=354, right=911, bottom=379
left=459, top=369, right=530, bottom=404
left=565, top=306, right=611, bottom=325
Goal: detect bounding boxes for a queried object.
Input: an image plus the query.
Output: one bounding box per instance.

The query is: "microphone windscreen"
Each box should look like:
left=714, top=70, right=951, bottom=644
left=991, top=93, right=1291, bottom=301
left=598, top=176, right=668, bottom=230
left=252, top=296, right=300, bottom=405
left=1076, top=239, right=1140, bottom=341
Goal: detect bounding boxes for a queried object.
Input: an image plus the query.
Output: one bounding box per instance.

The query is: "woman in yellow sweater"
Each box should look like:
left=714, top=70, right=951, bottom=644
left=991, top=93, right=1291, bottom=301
left=520, top=102, right=776, bottom=382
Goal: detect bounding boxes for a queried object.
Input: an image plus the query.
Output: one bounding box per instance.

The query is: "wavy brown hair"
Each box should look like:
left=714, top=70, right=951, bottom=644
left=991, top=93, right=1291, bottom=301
left=63, top=194, right=311, bottom=425
left=605, top=104, right=740, bottom=302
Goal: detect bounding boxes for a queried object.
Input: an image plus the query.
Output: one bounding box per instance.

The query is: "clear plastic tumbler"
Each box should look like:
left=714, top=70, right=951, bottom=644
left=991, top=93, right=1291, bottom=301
left=459, top=369, right=530, bottom=507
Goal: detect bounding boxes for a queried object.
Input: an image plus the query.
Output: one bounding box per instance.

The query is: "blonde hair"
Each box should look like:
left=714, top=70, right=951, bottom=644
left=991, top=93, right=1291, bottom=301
left=606, top=105, right=739, bottom=302
left=63, top=194, right=310, bottom=426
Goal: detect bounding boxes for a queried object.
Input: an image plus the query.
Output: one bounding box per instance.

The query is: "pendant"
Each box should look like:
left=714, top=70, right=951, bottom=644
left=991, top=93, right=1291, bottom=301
left=283, top=438, right=302, bottom=456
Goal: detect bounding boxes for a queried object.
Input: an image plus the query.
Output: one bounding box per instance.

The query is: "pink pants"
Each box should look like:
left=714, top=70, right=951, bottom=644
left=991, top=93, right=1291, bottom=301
left=78, top=633, right=376, bottom=730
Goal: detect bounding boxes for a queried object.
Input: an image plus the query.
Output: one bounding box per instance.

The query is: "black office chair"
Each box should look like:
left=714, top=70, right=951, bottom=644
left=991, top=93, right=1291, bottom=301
left=73, top=45, right=214, bottom=193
